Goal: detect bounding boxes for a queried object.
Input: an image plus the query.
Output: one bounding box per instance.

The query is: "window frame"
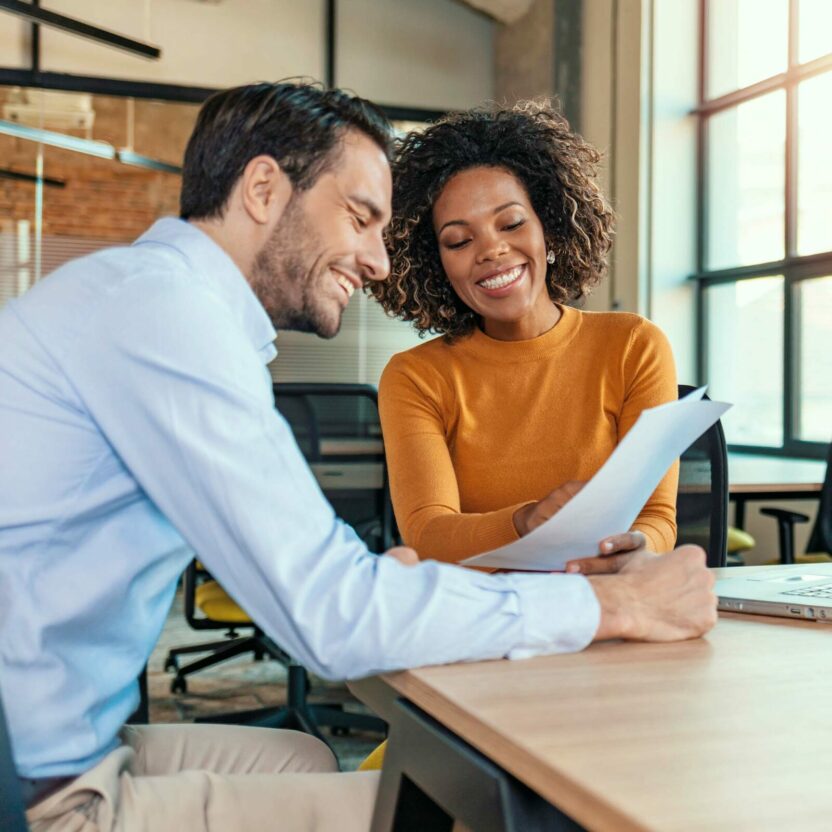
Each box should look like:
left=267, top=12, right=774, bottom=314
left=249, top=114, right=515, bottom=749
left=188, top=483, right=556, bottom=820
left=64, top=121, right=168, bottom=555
left=694, top=0, right=832, bottom=460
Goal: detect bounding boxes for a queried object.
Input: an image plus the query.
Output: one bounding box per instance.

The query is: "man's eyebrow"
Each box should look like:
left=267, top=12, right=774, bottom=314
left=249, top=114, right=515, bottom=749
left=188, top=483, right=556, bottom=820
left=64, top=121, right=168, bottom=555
left=438, top=201, right=524, bottom=235
left=348, top=195, right=384, bottom=221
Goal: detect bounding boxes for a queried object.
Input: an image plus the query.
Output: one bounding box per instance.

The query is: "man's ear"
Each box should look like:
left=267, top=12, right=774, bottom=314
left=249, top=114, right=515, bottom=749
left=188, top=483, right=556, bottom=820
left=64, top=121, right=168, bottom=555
left=240, top=154, right=293, bottom=225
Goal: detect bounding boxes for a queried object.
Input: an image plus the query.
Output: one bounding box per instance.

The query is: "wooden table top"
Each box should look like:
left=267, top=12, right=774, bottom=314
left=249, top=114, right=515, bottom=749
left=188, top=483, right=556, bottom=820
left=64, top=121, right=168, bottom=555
left=354, top=570, right=832, bottom=831
left=728, top=453, right=825, bottom=494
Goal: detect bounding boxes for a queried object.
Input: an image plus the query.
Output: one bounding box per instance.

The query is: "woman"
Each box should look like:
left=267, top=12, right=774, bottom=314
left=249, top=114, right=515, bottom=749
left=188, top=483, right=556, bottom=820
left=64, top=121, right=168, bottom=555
left=370, top=101, right=678, bottom=569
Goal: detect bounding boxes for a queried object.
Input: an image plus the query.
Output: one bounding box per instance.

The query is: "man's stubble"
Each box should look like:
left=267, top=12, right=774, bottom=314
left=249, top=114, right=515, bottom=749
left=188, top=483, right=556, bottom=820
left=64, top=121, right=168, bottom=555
left=250, top=197, right=342, bottom=339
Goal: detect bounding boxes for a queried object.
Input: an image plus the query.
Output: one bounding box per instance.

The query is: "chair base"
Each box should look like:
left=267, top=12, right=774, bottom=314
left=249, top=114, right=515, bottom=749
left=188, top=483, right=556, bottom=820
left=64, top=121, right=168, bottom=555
left=165, top=633, right=288, bottom=694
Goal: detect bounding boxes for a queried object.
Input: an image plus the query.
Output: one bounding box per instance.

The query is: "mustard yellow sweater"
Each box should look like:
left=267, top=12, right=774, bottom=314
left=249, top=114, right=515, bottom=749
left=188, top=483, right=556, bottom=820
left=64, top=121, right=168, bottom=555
left=378, top=305, right=678, bottom=562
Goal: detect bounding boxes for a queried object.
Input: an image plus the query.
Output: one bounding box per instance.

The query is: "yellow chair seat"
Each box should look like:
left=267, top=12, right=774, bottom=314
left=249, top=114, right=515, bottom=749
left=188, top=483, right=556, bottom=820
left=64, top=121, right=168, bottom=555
left=194, top=580, right=252, bottom=624
left=727, top=527, right=755, bottom=553
left=358, top=739, right=387, bottom=771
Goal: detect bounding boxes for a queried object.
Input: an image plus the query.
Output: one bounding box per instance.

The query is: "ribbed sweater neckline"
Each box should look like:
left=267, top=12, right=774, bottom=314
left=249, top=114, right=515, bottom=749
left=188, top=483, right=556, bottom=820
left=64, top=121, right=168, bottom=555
left=458, top=303, right=581, bottom=363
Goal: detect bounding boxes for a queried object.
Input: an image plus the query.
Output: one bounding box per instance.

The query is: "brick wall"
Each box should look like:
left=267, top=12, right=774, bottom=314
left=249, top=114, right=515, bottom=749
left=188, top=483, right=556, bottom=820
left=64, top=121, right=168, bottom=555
left=0, top=91, right=197, bottom=244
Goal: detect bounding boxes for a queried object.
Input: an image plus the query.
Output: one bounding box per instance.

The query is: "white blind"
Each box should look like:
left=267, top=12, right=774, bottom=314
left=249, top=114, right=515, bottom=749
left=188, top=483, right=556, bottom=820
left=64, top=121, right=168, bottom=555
left=269, top=290, right=430, bottom=388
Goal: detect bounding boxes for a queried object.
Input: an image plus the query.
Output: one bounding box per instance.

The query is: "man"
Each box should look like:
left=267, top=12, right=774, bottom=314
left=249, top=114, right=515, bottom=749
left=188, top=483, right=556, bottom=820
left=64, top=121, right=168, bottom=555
left=0, top=82, right=716, bottom=831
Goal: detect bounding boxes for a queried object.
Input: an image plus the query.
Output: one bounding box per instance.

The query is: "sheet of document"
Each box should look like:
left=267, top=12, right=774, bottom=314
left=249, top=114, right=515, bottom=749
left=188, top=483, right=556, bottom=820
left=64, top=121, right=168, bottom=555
left=462, top=387, right=731, bottom=571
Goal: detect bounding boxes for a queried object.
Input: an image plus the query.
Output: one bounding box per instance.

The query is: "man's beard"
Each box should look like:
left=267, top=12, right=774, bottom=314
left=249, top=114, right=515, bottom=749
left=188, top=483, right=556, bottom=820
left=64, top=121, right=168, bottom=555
left=250, top=197, right=342, bottom=339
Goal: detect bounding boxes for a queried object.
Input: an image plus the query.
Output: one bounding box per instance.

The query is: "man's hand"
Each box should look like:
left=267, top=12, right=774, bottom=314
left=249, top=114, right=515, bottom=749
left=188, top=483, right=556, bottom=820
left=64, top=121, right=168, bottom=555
left=564, top=530, right=651, bottom=575
left=383, top=546, right=419, bottom=566
left=588, top=545, right=717, bottom=642
left=513, top=480, right=585, bottom=537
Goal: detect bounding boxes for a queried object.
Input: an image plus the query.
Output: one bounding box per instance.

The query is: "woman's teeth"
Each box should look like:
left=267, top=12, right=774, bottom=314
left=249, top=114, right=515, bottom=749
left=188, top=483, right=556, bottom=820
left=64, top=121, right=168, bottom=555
left=478, top=265, right=524, bottom=290
left=335, top=274, right=355, bottom=298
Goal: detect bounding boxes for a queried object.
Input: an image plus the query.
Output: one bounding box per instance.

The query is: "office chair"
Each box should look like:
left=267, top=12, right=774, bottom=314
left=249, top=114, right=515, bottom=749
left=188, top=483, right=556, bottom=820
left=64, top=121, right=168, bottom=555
left=759, top=439, right=832, bottom=565
left=273, top=383, right=395, bottom=553
left=0, top=686, right=28, bottom=832
left=164, top=561, right=291, bottom=694
left=676, top=384, right=728, bottom=568
left=168, top=383, right=391, bottom=742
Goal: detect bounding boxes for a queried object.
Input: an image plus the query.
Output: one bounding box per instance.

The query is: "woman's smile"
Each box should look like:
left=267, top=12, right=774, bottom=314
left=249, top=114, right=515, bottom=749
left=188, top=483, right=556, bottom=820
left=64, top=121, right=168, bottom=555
left=475, top=263, right=527, bottom=296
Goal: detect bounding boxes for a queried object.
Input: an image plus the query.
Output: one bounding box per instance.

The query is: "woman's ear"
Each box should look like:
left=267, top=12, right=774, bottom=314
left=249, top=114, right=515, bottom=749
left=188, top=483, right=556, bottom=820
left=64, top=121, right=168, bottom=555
left=239, top=154, right=293, bottom=226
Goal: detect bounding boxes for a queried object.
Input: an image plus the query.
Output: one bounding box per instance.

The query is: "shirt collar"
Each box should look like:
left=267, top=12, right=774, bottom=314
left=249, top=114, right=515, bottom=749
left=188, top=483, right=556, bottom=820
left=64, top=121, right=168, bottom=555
left=133, top=217, right=278, bottom=358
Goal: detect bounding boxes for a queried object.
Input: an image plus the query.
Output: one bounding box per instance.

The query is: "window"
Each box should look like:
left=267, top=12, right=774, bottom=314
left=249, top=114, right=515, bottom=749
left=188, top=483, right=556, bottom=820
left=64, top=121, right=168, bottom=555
left=697, top=0, right=832, bottom=458
left=0, top=89, right=191, bottom=308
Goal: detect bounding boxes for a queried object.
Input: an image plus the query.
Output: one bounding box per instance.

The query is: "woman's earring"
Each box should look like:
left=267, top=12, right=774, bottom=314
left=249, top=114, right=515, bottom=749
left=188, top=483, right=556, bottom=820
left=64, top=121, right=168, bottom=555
left=546, top=248, right=556, bottom=265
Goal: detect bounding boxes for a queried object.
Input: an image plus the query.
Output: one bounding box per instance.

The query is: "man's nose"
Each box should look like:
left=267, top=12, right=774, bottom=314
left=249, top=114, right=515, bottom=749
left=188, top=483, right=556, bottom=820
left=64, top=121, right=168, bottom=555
left=361, top=232, right=391, bottom=283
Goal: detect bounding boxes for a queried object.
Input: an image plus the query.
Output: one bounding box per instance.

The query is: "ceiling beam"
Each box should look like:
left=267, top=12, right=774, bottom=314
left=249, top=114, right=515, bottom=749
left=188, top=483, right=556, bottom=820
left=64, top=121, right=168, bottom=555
left=0, top=0, right=161, bottom=59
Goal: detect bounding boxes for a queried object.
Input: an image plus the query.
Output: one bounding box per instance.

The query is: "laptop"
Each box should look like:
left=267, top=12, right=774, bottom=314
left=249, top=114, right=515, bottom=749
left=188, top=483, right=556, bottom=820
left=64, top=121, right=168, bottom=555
left=717, top=563, right=832, bottom=621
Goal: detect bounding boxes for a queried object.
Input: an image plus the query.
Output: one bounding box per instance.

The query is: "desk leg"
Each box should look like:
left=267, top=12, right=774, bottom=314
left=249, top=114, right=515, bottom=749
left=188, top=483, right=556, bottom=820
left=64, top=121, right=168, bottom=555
left=371, top=699, right=584, bottom=832
left=126, top=665, right=149, bottom=725
left=734, top=497, right=746, bottom=531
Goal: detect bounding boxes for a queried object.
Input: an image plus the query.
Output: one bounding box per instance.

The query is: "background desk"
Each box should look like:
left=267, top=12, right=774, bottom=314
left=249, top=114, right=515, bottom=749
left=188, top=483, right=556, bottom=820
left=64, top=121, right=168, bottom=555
left=353, top=570, right=832, bottom=831
left=728, top=453, right=825, bottom=529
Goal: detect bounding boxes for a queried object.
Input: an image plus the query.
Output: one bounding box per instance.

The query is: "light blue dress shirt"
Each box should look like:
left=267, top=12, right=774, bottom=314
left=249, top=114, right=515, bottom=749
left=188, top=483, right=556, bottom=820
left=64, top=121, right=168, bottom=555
left=0, top=218, right=600, bottom=778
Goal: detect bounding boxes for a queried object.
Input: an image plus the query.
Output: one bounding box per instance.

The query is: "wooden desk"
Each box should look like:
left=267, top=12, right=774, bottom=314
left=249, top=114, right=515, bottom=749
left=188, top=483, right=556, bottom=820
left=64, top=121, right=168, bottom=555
left=353, top=580, right=832, bottom=831
left=728, top=453, right=824, bottom=528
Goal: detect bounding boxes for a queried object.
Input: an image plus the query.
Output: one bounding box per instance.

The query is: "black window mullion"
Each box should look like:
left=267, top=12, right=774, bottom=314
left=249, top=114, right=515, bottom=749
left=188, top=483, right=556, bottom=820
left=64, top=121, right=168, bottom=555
left=783, top=273, right=796, bottom=451
left=696, top=280, right=707, bottom=388
left=695, top=0, right=708, bottom=389
left=696, top=0, right=708, bottom=279
left=783, top=0, right=799, bottom=451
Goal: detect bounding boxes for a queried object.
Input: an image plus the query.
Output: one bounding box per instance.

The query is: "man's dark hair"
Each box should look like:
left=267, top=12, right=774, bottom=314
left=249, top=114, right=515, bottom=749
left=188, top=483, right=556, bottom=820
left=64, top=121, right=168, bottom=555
left=180, top=81, right=393, bottom=220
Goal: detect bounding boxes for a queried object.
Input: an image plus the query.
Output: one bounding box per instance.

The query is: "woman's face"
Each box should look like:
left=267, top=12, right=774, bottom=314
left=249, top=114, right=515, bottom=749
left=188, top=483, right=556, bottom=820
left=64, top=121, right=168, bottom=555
left=432, top=166, right=554, bottom=335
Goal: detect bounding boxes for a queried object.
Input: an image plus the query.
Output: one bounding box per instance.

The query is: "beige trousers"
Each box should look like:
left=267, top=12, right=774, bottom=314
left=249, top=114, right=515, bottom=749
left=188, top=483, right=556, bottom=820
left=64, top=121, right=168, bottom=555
left=26, top=724, right=380, bottom=832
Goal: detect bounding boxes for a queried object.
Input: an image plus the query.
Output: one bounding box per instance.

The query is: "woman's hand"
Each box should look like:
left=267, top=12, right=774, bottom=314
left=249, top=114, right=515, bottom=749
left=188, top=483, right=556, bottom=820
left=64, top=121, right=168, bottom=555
left=512, top=480, right=585, bottom=537
left=565, top=530, right=652, bottom=575
left=383, top=546, right=419, bottom=566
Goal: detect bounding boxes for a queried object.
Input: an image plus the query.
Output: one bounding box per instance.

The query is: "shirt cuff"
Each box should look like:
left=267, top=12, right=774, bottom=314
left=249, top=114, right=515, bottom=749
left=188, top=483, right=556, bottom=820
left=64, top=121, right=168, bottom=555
left=504, top=573, right=600, bottom=660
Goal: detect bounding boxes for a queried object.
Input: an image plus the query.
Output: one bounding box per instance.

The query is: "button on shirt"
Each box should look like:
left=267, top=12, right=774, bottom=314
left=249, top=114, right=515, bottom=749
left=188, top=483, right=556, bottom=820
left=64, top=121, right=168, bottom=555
left=0, top=218, right=600, bottom=778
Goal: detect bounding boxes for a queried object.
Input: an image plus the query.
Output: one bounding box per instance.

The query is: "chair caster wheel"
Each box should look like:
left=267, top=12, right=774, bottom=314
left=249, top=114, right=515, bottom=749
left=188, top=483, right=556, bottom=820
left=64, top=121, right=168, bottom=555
left=164, top=657, right=178, bottom=672
left=171, top=676, right=187, bottom=694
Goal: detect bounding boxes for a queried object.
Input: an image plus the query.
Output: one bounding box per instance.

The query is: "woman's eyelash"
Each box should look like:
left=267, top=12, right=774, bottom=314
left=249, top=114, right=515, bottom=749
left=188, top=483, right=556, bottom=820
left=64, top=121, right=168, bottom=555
left=444, top=219, right=523, bottom=249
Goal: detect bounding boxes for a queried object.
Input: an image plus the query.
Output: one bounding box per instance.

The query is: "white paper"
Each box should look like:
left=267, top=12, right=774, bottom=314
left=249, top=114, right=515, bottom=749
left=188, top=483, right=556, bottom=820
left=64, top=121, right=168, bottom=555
left=461, top=387, right=731, bottom=571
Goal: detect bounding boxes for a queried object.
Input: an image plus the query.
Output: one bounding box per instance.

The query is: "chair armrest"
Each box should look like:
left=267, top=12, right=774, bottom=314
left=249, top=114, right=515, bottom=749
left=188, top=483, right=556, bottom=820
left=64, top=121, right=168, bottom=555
left=760, top=507, right=810, bottom=524
left=760, top=507, right=810, bottom=564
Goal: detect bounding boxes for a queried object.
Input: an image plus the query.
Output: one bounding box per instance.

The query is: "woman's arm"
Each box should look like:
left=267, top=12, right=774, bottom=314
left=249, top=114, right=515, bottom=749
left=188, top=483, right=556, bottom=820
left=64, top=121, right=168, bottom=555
left=379, top=356, right=531, bottom=562
left=618, top=320, right=679, bottom=553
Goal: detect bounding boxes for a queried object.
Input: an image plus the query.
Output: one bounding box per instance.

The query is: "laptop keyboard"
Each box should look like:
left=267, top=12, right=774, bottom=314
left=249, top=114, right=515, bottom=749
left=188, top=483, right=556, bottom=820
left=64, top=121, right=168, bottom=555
left=782, top=585, right=832, bottom=598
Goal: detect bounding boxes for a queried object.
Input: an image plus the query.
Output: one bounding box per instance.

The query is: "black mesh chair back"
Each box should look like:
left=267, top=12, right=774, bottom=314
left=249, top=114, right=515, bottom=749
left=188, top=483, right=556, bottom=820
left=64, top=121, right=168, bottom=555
left=675, top=384, right=728, bottom=567
left=0, top=687, right=28, bottom=832
left=273, top=383, right=394, bottom=552
left=806, top=439, right=832, bottom=555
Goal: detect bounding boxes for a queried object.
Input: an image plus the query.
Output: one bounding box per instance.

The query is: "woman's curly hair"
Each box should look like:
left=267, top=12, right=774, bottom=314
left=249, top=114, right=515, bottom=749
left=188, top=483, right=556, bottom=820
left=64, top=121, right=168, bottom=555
left=368, top=100, right=615, bottom=339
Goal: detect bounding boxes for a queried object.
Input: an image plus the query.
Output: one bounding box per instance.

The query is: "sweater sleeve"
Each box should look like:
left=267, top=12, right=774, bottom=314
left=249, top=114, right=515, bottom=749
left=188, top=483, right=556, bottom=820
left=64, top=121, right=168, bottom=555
left=379, top=354, right=529, bottom=563
left=619, top=319, right=679, bottom=553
